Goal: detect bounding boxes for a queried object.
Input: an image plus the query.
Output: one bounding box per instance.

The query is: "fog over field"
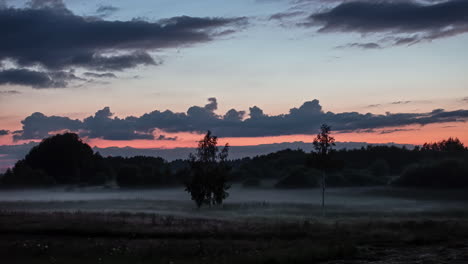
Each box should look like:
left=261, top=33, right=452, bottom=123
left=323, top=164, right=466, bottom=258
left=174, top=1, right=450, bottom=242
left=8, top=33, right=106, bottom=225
left=1, top=0, right=468, bottom=262
left=1, top=186, right=466, bottom=219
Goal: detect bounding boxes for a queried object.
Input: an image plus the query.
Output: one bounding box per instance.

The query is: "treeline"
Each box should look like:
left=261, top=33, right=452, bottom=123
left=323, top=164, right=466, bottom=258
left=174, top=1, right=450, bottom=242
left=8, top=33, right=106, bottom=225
left=0, top=134, right=188, bottom=187
left=0, top=133, right=467, bottom=189
left=232, top=138, right=468, bottom=188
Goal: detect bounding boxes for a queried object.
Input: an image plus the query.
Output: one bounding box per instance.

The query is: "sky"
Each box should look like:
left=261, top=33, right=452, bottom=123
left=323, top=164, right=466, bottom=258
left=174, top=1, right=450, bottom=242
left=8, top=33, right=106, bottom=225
left=0, top=0, right=467, bottom=167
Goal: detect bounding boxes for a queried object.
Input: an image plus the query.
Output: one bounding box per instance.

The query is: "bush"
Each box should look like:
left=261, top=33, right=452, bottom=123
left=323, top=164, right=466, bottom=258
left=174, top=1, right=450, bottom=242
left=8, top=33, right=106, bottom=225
left=393, top=159, right=468, bottom=188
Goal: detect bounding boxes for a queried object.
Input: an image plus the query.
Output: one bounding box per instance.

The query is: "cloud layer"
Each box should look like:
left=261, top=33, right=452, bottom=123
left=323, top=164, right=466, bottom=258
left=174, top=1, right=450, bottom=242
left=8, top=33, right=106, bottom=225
left=0, top=0, right=247, bottom=88
left=303, top=0, right=468, bottom=46
left=12, top=98, right=468, bottom=140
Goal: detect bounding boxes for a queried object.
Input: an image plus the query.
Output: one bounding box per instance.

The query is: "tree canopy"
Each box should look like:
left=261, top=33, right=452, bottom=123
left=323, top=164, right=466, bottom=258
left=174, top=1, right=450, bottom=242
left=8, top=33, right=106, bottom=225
left=1, top=133, right=107, bottom=186
left=185, top=131, right=231, bottom=208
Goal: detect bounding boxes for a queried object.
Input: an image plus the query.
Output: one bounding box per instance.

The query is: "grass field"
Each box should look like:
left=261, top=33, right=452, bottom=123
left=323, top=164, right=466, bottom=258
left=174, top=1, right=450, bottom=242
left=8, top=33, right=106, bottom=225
left=1, top=186, right=468, bottom=263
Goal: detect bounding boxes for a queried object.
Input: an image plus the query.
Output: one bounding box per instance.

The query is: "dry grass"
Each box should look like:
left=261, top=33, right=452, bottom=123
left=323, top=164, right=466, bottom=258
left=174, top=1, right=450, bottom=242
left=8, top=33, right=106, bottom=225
left=1, top=211, right=468, bottom=263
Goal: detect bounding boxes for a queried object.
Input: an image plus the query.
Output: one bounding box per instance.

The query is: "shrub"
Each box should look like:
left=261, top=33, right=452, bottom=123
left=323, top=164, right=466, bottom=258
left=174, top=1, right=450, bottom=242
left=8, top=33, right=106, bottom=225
left=393, top=159, right=468, bottom=188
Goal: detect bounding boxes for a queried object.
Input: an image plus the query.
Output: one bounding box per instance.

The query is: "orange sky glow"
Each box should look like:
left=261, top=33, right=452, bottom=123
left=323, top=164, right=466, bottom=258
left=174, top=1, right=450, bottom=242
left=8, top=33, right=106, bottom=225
left=1, top=122, right=466, bottom=149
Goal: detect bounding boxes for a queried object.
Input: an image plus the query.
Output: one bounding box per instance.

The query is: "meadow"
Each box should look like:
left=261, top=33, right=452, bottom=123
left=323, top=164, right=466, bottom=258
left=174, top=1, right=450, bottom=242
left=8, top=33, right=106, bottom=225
left=1, top=186, right=468, bottom=263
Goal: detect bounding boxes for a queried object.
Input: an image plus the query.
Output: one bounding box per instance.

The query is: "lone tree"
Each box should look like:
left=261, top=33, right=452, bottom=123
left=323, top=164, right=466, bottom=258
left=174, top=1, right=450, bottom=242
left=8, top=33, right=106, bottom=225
left=185, top=131, right=231, bottom=208
left=308, top=124, right=336, bottom=216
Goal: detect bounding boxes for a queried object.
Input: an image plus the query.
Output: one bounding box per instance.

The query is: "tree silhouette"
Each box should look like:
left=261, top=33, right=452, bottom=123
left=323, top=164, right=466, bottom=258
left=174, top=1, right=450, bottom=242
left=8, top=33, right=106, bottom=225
left=0, top=133, right=108, bottom=186
left=308, top=124, right=336, bottom=216
left=421, top=137, right=466, bottom=152
left=185, top=131, right=231, bottom=208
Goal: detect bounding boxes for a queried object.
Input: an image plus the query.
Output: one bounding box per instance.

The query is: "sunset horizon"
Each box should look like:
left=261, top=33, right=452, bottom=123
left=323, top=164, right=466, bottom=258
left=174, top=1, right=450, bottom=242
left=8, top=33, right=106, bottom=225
left=1, top=0, right=467, bottom=167
left=1, top=97, right=467, bottom=147
left=2, top=1, right=468, bottom=262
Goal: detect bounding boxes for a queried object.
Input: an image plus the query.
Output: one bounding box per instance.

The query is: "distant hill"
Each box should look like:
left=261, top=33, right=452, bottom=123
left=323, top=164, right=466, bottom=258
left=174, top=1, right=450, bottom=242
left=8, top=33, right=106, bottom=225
left=2, top=134, right=466, bottom=189
left=93, top=141, right=414, bottom=160
left=0, top=141, right=414, bottom=172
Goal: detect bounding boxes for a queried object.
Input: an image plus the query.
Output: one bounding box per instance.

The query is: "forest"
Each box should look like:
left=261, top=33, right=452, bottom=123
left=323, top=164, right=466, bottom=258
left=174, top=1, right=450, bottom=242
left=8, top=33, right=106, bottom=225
left=1, top=132, right=467, bottom=189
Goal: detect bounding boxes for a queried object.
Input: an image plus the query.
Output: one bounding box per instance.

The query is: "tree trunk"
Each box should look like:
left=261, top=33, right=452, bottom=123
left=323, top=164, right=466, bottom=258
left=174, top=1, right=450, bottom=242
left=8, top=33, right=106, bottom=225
left=321, top=171, right=326, bottom=216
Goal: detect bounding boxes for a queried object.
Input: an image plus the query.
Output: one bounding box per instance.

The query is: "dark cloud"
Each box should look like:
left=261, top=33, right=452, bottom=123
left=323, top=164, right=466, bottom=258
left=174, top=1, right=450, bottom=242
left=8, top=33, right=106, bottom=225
left=83, top=72, right=117, bottom=78
left=12, top=98, right=468, bottom=140
left=249, top=106, right=266, bottom=119
left=367, top=100, right=430, bottom=108
left=351, top=127, right=419, bottom=134
left=96, top=5, right=119, bottom=17
left=293, top=0, right=439, bottom=4
left=186, top=97, right=219, bottom=122
left=0, top=129, right=9, bottom=135
left=81, top=107, right=154, bottom=140
left=0, top=68, right=82, bottom=88
left=69, top=51, right=158, bottom=72
left=306, top=0, right=468, bottom=45
left=156, top=135, right=177, bottom=141
left=392, top=36, right=421, bottom=46
left=269, top=11, right=306, bottom=20
left=379, top=128, right=418, bottom=134
left=391, top=101, right=412, bottom=105
left=336, top=42, right=382, bottom=50
left=223, top=109, right=246, bottom=122
left=0, top=2, right=247, bottom=88
left=13, top=112, right=81, bottom=140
